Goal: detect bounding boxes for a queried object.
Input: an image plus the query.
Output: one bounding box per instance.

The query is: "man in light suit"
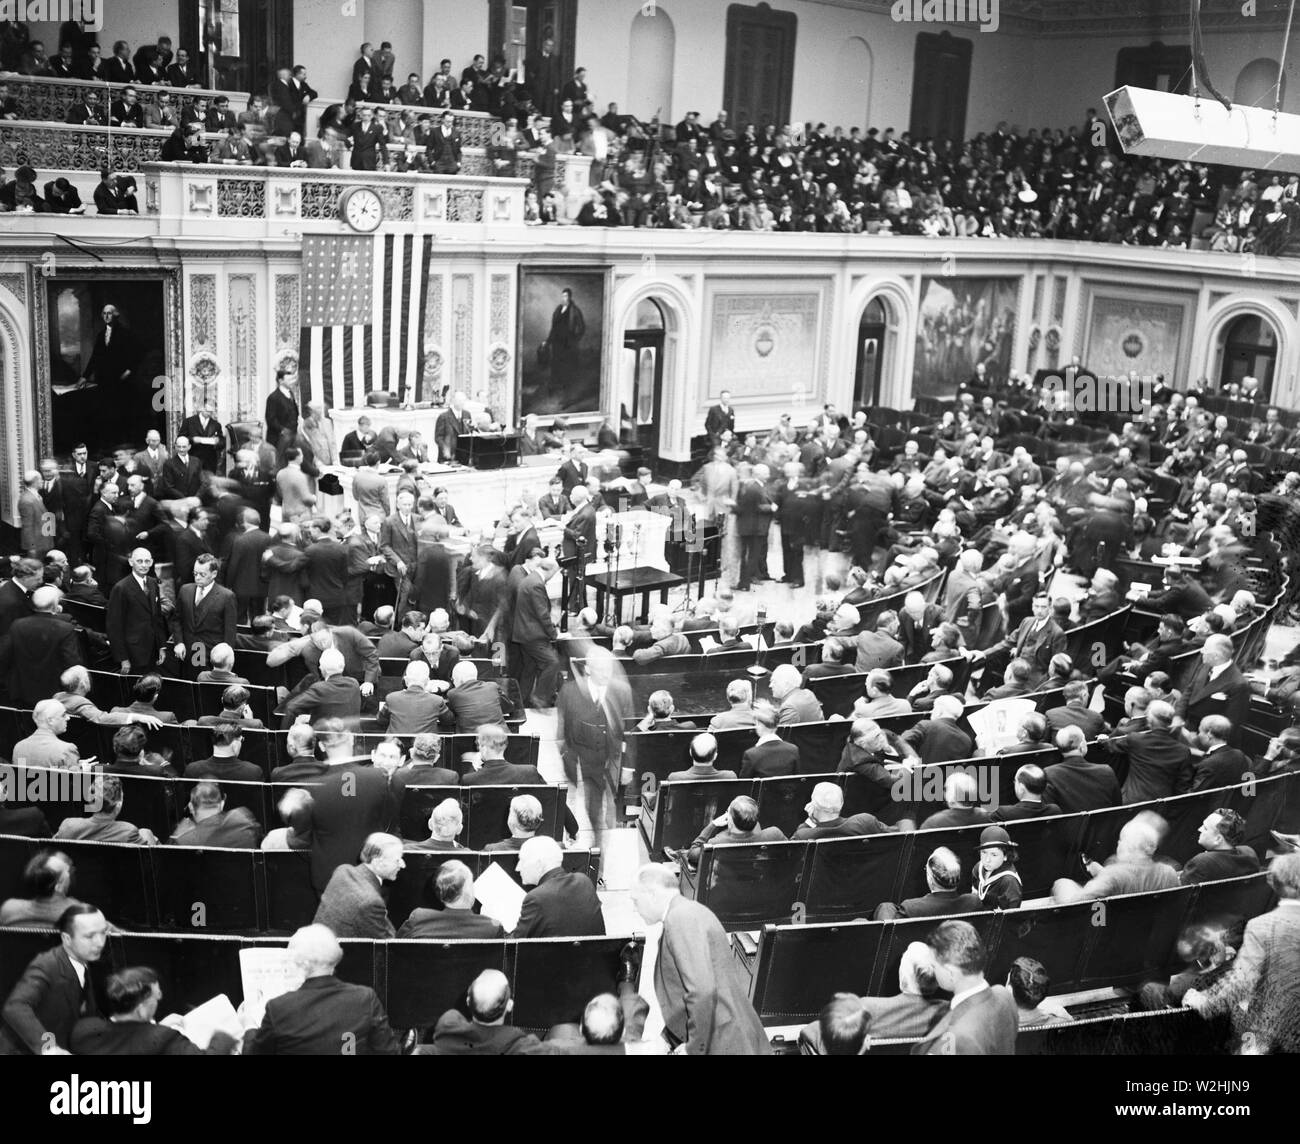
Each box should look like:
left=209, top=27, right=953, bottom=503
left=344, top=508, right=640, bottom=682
left=18, top=471, right=50, bottom=556
left=106, top=547, right=171, bottom=673
left=171, top=554, right=237, bottom=670
left=352, top=451, right=391, bottom=522
left=243, top=924, right=400, bottom=1054
left=1184, top=853, right=1300, bottom=1052
left=0, top=904, right=108, bottom=1054
left=313, top=833, right=404, bottom=938
left=631, top=863, right=772, bottom=1055
left=130, top=429, right=169, bottom=491
left=1175, top=634, right=1251, bottom=745
left=910, top=921, right=1019, bottom=1055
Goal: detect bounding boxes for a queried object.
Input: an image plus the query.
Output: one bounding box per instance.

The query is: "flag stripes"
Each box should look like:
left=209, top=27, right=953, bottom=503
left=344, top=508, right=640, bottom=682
left=297, top=233, right=434, bottom=410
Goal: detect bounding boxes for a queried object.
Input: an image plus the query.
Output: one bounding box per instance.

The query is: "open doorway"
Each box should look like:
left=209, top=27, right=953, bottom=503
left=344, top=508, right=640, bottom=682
left=620, top=297, right=666, bottom=467
left=854, top=296, right=887, bottom=410
left=1218, top=312, right=1277, bottom=398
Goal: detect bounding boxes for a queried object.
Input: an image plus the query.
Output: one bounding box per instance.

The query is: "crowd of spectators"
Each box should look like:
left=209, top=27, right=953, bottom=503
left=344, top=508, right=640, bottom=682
left=2, top=22, right=1296, bottom=252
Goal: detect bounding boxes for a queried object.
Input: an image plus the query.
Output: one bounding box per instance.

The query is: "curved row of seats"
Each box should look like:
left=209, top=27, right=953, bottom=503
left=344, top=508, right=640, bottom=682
left=744, top=872, right=1275, bottom=1025
left=675, top=770, right=1297, bottom=930
left=0, top=831, right=591, bottom=936
left=0, top=925, right=634, bottom=1034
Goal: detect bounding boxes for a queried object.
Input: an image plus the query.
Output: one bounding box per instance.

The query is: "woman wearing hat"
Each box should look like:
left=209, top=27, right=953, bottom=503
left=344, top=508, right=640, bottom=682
left=974, top=826, right=1023, bottom=910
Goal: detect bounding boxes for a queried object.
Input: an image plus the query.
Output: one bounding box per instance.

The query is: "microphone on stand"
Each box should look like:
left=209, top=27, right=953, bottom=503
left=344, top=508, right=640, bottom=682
left=748, top=602, right=769, bottom=679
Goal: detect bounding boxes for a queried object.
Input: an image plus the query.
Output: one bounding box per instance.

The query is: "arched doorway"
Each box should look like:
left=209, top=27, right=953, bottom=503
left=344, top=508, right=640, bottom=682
left=627, top=6, right=675, bottom=124
left=1218, top=313, right=1277, bottom=396
left=854, top=297, right=887, bottom=409
left=620, top=297, right=667, bottom=463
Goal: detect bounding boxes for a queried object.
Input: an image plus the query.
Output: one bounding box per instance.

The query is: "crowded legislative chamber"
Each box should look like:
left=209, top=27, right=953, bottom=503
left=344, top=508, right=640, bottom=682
left=0, top=0, right=1299, bottom=1065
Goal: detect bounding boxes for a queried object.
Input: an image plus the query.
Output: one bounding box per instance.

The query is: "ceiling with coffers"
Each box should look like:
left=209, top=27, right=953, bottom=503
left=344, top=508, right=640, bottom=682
left=819, top=0, right=1296, bottom=37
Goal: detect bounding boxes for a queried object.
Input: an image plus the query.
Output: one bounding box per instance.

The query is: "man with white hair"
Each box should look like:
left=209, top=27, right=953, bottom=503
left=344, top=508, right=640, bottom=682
left=631, top=611, right=690, bottom=664
left=630, top=862, right=771, bottom=1055
left=106, top=547, right=171, bottom=673
left=798, top=942, right=947, bottom=1051
left=486, top=794, right=545, bottom=851
left=444, top=659, right=508, bottom=732
left=313, top=832, right=405, bottom=938
left=793, top=781, right=891, bottom=839
left=1052, top=815, right=1180, bottom=902
left=243, top=924, right=400, bottom=1054
left=407, top=797, right=466, bottom=851
left=920, top=772, right=988, bottom=829
left=52, top=665, right=161, bottom=727
left=901, top=694, right=972, bottom=764
left=511, top=836, right=605, bottom=938
left=1174, top=633, right=1250, bottom=744
left=280, top=647, right=362, bottom=727
left=0, top=584, right=79, bottom=706
left=376, top=659, right=447, bottom=734
left=195, top=642, right=248, bottom=684
left=770, top=662, right=824, bottom=725
left=10, top=698, right=80, bottom=769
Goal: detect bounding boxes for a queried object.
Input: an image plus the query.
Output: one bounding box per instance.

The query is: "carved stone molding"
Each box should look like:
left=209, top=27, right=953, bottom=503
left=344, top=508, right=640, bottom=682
left=452, top=274, right=474, bottom=397
left=189, top=275, right=216, bottom=350
left=274, top=275, right=300, bottom=352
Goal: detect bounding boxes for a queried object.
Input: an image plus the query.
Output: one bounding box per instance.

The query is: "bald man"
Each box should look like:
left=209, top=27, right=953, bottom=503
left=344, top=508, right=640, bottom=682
left=280, top=647, right=362, bottom=727
left=106, top=547, right=170, bottom=673
left=243, top=925, right=399, bottom=1054
left=0, top=585, right=79, bottom=707
left=430, top=969, right=549, bottom=1055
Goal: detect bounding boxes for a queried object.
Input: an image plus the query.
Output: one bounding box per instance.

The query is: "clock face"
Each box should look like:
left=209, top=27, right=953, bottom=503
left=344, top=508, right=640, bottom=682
left=343, top=187, right=384, bottom=232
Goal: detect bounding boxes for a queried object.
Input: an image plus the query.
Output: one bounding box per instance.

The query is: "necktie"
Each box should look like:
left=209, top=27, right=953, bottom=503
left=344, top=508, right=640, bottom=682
left=81, top=971, right=96, bottom=1016
left=196, top=586, right=208, bottom=606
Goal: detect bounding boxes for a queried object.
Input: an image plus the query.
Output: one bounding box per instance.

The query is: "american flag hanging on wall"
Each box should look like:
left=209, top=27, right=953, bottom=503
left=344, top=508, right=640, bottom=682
left=297, top=232, right=435, bottom=408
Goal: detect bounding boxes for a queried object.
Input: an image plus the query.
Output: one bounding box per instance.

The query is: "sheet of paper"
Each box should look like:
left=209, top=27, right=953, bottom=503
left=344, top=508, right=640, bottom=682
left=967, top=698, right=1037, bottom=755
left=239, top=947, right=302, bottom=1010
left=178, top=993, right=242, bottom=1050
left=474, top=861, right=528, bottom=932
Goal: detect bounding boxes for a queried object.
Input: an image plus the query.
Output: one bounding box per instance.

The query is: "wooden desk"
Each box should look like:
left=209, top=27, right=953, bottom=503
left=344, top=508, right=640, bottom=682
left=456, top=432, right=520, bottom=470
left=588, top=566, right=685, bottom=625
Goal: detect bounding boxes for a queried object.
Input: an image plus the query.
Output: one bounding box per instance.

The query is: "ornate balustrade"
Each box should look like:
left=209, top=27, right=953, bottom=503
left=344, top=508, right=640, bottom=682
left=146, top=162, right=529, bottom=234
left=0, top=120, right=533, bottom=182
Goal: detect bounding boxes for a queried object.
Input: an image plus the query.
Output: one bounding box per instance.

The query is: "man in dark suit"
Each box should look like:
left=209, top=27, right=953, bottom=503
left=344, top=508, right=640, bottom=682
left=989, top=763, right=1062, bottom=822
left=303, top=522, right=353, bottom=626
left=910, top=921, right=1018, bottom=1055
left=1044, top=726, right=1121, bottom=812
left=980, top=591, right=1065, bottom=689
left=461, top=723, right=544, bottom=787
left=733, top=465, right=776, bottom=590
left=1175, top=635, right=1251, bottom=745
left=178, top=404, right=224, bottom=473
left=171, top=554, right=237, bottom=669
left=705, top=389, right=736, bottom=441
left=349, top=106, right=387, bottom=171
left=430, top=970, right=549, bottom=1055
left=281, top=649, right=363, bottom=728
left=511, top=837, right=605, bottom=937
left=738, top=702, right=799, bottom=777
left=411, top=526, right=456, bottom=616
left=560, top=485, right=597, bottom=613
left=1043, top=681, right=1109, bottom=739
left=511, top=550, right=561, bottom=707
left=313, top=834, right=404, bottom=938
left=0, top=586, right=79, bottom=708
left=59, top=444, right=94, bottom=565
left=380, top=491, right=422, bottom=616
left=397, top=861, right=505, bottom=938
left=119, top=474, right=169, bottom=561
left=71, top=966, right=236, bottom=1055
left=221, top=508, right=271, bottom=623
left=244, top=924, right=400, bottom=1054
left=556, top=647, right=632, bottom=837
left=0, top=557, right=39, bottom=638
left=1190, top=715, right=1252, bottom=791
left=556, top=445, right=589, bottom=496
left=1107, top=700, right=1193, bottom=803
left=792, top=782, right=891, bottom=840
left=265, top=370, right=300, bottom=455
left=874, top=848, right=983, bottom=919
left=684, top=795, right=787, bottom=866
left=1146, top=567, right=1214, bottom=620
left=433, top=392, right=474, bottom=461
left=106, top=547, right=170, bottom=673
left=79, top=304, right=140, bottom=444
left=303, top=726, right=396, bottom=892
left=427, top=111, right=463, bottom=174
left=901, top=696, right=974, bottom=764
left=632, top=863, right=772, bottom=1055
left=170, top=506, right=212, bottom=588
left=443, top=661, right=508, bottom=731
left=0, top=904, right=108, bottom=1054
left=155, top=436, right=205, bottom=501
left=545, top=287, right=586, bottom=387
